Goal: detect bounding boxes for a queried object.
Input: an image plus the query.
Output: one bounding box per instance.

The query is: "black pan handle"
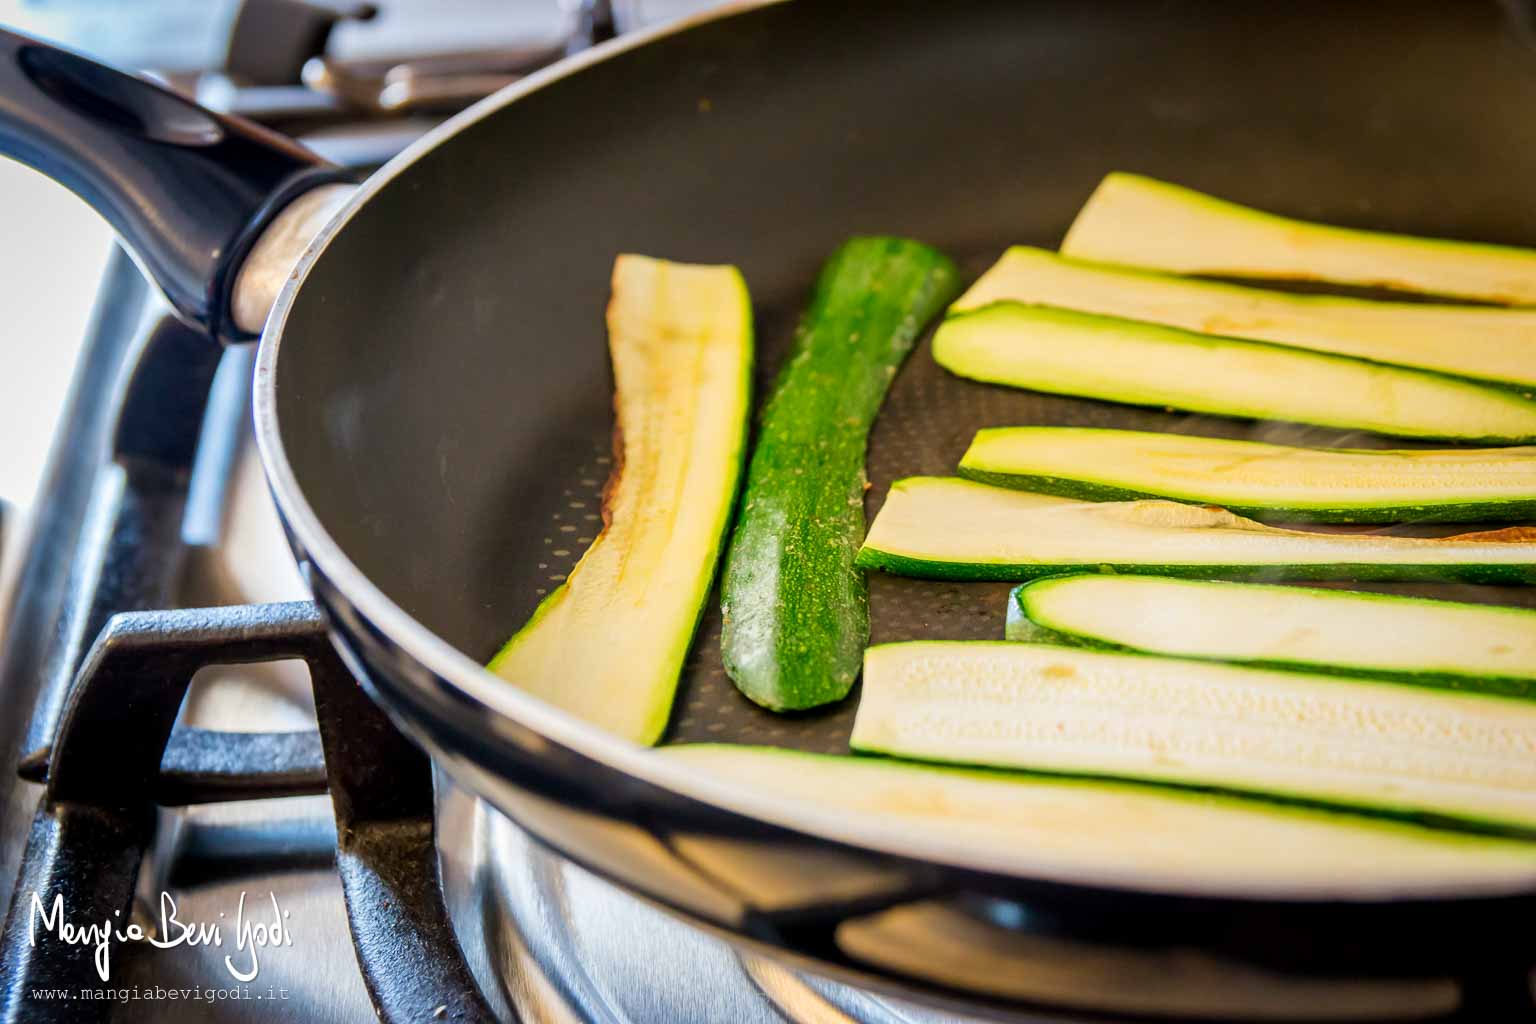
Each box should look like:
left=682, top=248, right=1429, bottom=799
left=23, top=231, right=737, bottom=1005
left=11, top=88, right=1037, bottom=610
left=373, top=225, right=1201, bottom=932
left=0, top=26, right=352, bottom=343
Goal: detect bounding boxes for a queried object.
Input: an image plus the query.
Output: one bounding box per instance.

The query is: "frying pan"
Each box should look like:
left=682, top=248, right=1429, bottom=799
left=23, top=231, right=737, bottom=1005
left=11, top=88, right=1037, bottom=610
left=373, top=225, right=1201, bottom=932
left=4, top=1, right=1536, bottom=1018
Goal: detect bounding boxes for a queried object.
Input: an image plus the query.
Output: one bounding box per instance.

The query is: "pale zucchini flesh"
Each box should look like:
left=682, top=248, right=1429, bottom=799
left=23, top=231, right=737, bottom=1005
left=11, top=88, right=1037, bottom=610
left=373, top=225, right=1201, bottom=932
left=933, top=303, right=1536, bottom=443
left=1060, top=173, right=1536, bottom=305
left=663, top=745, right=1536, bottom=896
left=855, top=476, right=1536, bottom=583
left=1012, top=575, right=1536, bottom=697
left=851, top=642, right=1536, bottom=835
left=489, top=255, right=752, bottom=745
left=959, top=427, right=1536, bottom=523
left=953, top=246, right=1536, bottom=388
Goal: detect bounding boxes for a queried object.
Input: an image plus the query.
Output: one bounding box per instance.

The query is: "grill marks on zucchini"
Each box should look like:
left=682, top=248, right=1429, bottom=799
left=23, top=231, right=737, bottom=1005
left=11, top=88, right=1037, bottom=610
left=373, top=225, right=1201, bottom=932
left=663, top=745, right=1536, bottom=895
left=952, top=245, right=1536, bottom=388
left=851, top=642, right=1536, bottom=835
left=1061, top=172, right=1536, bottom=305
left=933, top=303, right=1536, bottom=442
left=959, top=427, right=1536, bottom=523
left=720, top=238, right=959, bottom=711
left=489, top=255, right=752, bottom=745
left=1011, top=575, right=1536, bottom=697
left=856, top=476, right=1536, bottom=583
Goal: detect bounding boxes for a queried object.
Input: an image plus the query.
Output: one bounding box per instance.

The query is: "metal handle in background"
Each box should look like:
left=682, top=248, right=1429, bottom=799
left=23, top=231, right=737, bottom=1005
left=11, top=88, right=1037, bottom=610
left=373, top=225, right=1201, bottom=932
left=0, top=602, right=498, bottom=1024
left=0, top=26, right=352, bottom=343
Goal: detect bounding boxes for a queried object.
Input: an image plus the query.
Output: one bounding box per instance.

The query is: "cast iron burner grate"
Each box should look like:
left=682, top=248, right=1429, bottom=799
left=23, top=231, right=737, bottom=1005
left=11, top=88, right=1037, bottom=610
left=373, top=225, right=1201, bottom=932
left=0, top=232, right=498, bottom=1020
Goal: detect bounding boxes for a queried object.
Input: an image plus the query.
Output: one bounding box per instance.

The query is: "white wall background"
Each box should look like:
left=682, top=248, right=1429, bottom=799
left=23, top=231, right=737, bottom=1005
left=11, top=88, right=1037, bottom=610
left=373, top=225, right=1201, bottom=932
left=0, top=164, right=112, bottom=512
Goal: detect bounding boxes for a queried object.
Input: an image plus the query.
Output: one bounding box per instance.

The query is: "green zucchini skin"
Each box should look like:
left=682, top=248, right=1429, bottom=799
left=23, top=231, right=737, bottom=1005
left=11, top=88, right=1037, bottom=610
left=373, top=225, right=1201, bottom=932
left=857, top=477, right=1536, bottom=584
left=952, top=245, right=1536, bottom=390
left=852, top=640, right=1536, bottom=838
left=957, top=427, right=1536, bottom=524
left=720, top=238, right=960, bottom=711
left=664, top=745, right=1536, bottom=894
left=857, top=550, right=1536, bottom=585
left=1007, top=581, right=1536, bottom=701
left=958, top=466, right=1536, bottom=525
left=933, top=303, right=1536, bottom=443
left=852, top=746, right=1536, bottom=841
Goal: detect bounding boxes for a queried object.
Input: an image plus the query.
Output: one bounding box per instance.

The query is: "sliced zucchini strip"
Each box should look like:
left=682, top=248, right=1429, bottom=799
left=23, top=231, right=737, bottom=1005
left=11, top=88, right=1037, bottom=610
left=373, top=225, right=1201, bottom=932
left=1060, top=173, right=1536, bottom=305
left=953, top=246, right=1536, bottom=388
left=489, top=255, right=752, bottom=745
left=852, top=642, right=1536, bottom=834
left=959, top=427, right=1536, bottom=523
left=1003, top=589, right=1050, bottom=643
left=855, top=476, right=1536, bottom=583
left=663, top=745, right=1536, bottom=896
left=1013, top=574, right=1536, bottom=697
left=933, top=304, right=1536, bottom=443
left=720, top=237, right=959, bottom=711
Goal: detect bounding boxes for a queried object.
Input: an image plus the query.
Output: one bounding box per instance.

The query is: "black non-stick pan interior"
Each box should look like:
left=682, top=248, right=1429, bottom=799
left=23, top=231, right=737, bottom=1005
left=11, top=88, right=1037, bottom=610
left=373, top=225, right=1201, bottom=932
left=275, top=0, right=1536, bottom=758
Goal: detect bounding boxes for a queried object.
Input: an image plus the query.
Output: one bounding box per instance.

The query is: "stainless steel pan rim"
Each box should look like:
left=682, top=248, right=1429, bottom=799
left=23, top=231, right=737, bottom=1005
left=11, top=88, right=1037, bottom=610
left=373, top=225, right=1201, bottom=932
left=251, top=0, right=1536, bottom=905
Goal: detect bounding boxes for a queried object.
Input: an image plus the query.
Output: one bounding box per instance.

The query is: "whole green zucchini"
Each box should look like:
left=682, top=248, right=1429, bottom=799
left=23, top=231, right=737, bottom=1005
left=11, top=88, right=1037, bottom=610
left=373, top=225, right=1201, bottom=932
left=720, top=237, right=959, bottom=711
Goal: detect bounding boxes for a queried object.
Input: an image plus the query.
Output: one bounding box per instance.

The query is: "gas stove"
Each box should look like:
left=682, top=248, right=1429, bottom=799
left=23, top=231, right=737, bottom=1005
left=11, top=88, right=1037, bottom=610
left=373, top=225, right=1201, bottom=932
left=0, top=3, right=1000, bottom=1021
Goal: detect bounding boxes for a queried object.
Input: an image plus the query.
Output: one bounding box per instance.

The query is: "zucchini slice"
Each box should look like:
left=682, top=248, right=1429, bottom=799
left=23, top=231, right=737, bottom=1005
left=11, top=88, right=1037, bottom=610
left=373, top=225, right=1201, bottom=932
left=1012, top=575, right=1536, bottom=697
left=855, top=476, right=1536, bottom=583
left=1060, top=173, right=1536, bottom=305
left=489, top=255, right=752, bottom=745
left=663, top=745, right=1536, bottom=895
left=933, top=303, right=1536, bottom=443
left=720, top=237, right=959, bottom=711
left=952, top=246, right=1536, bottom=388
left=851, top=642, right=1536, bottom=835
left=959, top=427, right=1536, bottom=524
left=1003, top=586, right=1049, bottom=643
